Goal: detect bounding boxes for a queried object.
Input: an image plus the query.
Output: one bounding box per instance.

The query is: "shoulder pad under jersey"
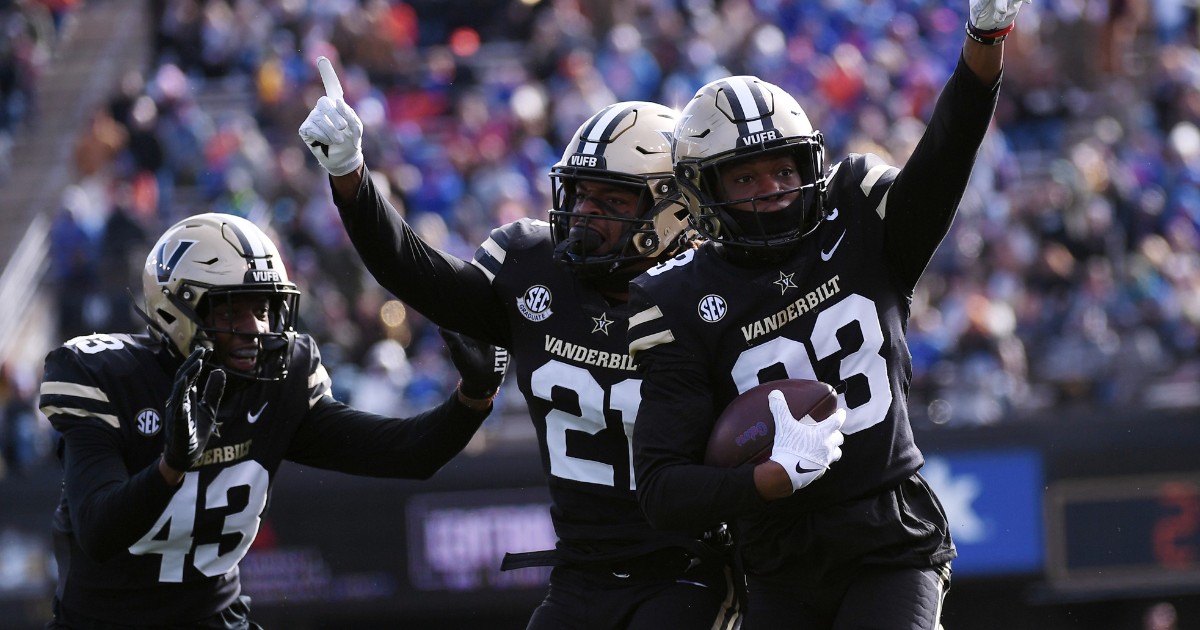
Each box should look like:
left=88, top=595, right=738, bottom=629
left=39, top=333, right=160, bottom=432
left=470, top=218, right=553, bottom=284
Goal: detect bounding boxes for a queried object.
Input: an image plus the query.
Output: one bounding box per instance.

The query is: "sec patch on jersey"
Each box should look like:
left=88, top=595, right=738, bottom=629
left=704, top=379, right=838, bottom=467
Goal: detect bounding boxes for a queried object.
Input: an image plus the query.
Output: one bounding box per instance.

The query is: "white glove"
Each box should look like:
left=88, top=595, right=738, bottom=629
left=969, top=0, right=1030, bottom=32
left=767, top=390, right=846, bottom=493
left=298, top=57, right=364, bottom=176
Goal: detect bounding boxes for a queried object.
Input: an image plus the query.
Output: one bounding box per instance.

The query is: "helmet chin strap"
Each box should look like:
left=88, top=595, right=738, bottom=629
left=723, top=190, right=809, bottom=240
left=719, top=241, right=803, bottom=268
left=553, top=234, right=589, bottom=268
left=549, top=231, right=633, bottom=295
left=717, top=189, right=823, bottom=267
left=566, top=225, right=605, bottom=254
left=554, top=223, right=612, bottom=272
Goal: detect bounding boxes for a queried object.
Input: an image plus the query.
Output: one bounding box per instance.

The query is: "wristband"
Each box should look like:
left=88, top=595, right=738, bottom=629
left=965, top=21, right=1012, bottom=45
left=457, top=379, right=500, bottom=403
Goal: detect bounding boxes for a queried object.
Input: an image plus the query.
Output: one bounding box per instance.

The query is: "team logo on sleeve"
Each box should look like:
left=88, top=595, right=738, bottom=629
left=135, top=409, right=162, bottom=436
left=698, top=295, right=728, bottom=323
left=518, top=285, right=554, bottom=322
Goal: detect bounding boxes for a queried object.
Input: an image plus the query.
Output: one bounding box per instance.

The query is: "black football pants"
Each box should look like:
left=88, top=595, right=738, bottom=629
left=48, top=595, right=264, bottom=630
left=744, top=564, right=949, bottom=630
left=526, top=564, right=740, bottom=630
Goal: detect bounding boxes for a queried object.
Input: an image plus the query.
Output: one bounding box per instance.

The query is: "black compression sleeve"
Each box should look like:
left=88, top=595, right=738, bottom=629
left=332, top=168, right=511, bottom=348
left=285, top=394, right=489, bottom=479
left=60, top=426, right=180, bottom=562
left=634, top=358, right=768, bottom=531
left=882, top=53, right=1001, bottom=292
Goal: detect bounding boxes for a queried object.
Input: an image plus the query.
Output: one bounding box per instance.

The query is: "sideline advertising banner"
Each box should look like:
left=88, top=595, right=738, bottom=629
left=923, top=449, right=1044, bottom=576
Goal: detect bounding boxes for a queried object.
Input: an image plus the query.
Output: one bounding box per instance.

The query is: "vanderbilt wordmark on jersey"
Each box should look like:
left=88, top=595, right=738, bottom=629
left=543, top=334, right=638, bottom=371
left=740, top=274, right=842, bottom=342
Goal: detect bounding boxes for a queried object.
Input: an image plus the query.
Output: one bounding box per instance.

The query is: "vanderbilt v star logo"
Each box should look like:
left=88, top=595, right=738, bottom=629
left=592, top=313, right=613, bottom=335
left=774, top=271, right=797, bottom=295
left=821, top=230, right=847, bottom=262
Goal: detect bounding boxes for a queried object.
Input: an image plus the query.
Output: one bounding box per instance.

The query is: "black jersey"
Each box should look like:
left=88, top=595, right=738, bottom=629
left=626, top=155, right=923, bottom=521
left=474, top=219, right=684, bottom=561
left=627, top=56, right=999, bottom=577
left=336, top=178, right=703, bottom=564
left=41, top=331, right=486, bottom=626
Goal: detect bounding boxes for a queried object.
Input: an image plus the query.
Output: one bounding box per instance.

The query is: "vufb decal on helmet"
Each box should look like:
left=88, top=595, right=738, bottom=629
left=549, top=101, right=692, bottom=279
left=673, top=76, right=828, bottom=258
left=140, top=213, right=300, bottom=381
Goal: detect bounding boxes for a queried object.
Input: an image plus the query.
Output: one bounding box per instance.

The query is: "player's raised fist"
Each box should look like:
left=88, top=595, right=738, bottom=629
left=440, top=328, right=509, bottom=402
left=767, top=390, right=846, bottom=493
left=299, top=56, right=364, bottom=176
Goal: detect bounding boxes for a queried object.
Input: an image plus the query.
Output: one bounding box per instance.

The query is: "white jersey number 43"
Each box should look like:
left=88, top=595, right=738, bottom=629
left=129, top=460, right=269, bottom=582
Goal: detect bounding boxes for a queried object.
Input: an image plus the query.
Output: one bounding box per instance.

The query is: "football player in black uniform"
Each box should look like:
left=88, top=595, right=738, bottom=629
left=300, top=59, right=739, bottom=629
left=42, top=212, right=507, bottom=629
left=626, top=0, right=1026, bottom=627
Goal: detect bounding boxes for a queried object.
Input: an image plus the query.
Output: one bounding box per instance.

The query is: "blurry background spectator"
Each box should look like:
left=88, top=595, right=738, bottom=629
left=1, top=0, right=1198, bottom=475
left=0, top=0, right=58, bottom=183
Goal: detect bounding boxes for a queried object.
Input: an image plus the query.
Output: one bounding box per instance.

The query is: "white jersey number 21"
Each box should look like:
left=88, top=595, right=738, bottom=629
left=531, top=361, right=641, bottom=490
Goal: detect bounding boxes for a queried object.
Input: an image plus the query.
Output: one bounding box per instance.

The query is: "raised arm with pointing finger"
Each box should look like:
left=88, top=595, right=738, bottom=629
left=299, top=56, right=510, bottom=347
left=301, top=60, right=746, bottom=630
left=300, top=57, right=363, bottom=177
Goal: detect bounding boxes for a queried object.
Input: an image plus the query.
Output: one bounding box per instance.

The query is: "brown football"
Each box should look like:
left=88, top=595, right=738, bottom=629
left=703, top=379, right=838, bottom=467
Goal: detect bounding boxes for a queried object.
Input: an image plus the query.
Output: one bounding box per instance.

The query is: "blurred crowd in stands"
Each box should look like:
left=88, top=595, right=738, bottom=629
left=0, top=0, right=74, bottom=182
left=0, top=0, right=76, bottom=476
left=3, top=0, right=1200, bottom=475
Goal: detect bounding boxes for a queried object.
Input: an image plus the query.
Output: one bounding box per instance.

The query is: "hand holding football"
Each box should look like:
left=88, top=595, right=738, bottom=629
left=703, top=379, right=839, bottom=467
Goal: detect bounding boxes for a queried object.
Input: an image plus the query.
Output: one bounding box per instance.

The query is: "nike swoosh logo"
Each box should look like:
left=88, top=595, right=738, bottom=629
left=796, top=463, right=821, bottom=474
left=821, top=230, right=846, bottom=262
left=247, top=402, right=268, bottom=424
left=826, top=207, right=838, bottom=221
